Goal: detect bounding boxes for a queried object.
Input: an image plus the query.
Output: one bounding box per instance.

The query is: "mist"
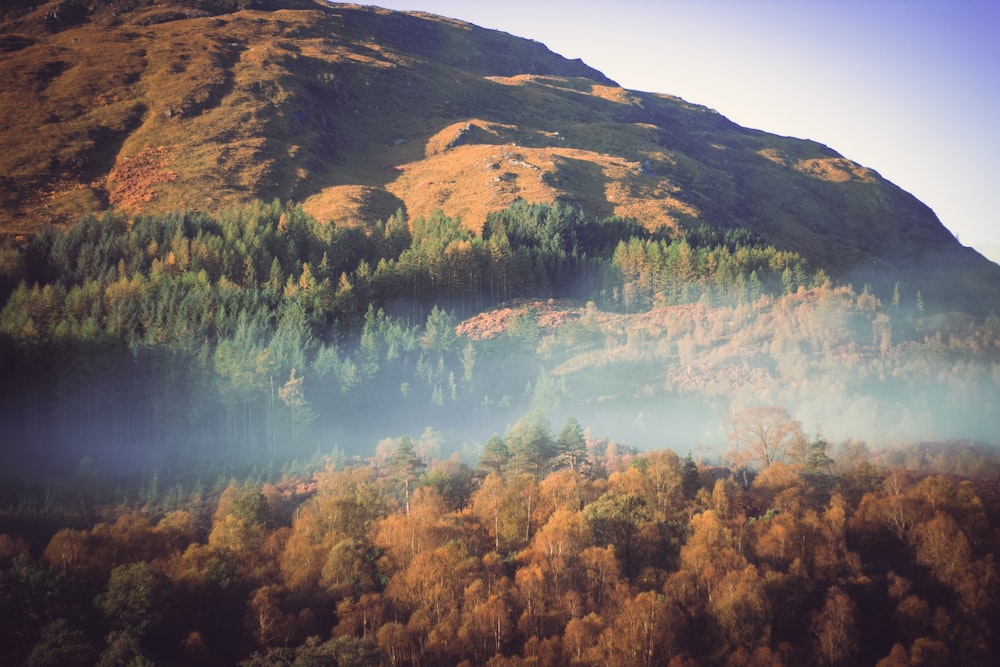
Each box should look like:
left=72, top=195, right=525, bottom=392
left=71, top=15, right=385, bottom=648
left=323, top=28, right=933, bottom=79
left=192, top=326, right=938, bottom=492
left=1, top=201, right=998, bottom=496
left=2, top=202, right=999, bottom=666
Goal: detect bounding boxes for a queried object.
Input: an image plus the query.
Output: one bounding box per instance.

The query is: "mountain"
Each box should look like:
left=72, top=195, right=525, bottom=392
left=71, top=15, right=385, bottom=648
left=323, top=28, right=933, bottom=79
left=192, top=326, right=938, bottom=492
left=1, top=0, right=998, bottom=311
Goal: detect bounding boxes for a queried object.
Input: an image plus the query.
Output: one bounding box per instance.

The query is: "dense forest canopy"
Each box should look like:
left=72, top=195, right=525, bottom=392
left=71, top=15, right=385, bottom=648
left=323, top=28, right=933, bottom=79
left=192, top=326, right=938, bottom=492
left=1, top=419, right=999, bottom=665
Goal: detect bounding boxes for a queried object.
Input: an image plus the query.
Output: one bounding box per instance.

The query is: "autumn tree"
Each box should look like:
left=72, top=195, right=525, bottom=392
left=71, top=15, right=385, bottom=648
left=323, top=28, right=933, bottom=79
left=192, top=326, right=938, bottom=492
left=678, top=509, right=748, bottom=602
left=725, top=405, right=807, bottom=486
left=618, top=450, right=685, bottom=522
left=333, top=592, right=385, bottom=639
left=472, top=472, right=509, bottom=552
left=562, top=612, right=604, bottom=665
left=910, top=638, right=951, bottom=667
left=39, top=528, right=95, bottom=583
left=281, top=467, right=386, bottom=594
left=373, top=487, right=453, bottom=573
left=510, top=473, right=543, bottom=544
left=594, top=590, right=670, bottom=667
left=907, top=511, right=998, bottom=616
left=852, top=471, right=922, bottom=546
left=459, top=578, right=512, bottom=662
left=708, top=565, right=771, bottom=654
left=537, top=467, right=590, bottom=519
left=748, top=461, right=811, bottom=522
left=245, top=585, right=295, bottom=648
left=376, top=621, right=411, bottom=667
left=812, top=586, right=857, bottom=665
left=751, top=509, right=800, bottom=571
left=209, top=483, right=271, bottom=560
left=875, top=643, right=911, bottom=667
left=520, top=508, right=590, bottom=625
left=471, top=472, right=529, bottom=553
left=321, top=537, right=377, bottom=598
left=384, top=541, right=476, bottom=645
left=514, top=556, right=550, bottom=639
left=579, top=544, right=621, bottom=613
left=313, top=466, right=388, bottom=541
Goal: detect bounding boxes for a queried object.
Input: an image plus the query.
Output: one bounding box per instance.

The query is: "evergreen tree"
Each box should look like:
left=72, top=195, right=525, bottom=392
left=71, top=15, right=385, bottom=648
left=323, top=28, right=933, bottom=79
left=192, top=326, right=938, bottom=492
left=478, top=434, right=510, bottom=476
left=277, top=368, right=314, bottom=451
left=803, top=436, right=834, bottom=477
left=681, top=452, right=701, bottom=499
left=506, top=411, right=554, bottom=477
left=388, top=436, right=425, bottom=516
left=555, top=416, right=588, bottom=473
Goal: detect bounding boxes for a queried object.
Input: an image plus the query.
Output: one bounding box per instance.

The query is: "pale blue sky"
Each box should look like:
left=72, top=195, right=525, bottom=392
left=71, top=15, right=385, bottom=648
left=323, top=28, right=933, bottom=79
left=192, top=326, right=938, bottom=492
left=364, top=0, right=1000, bottom=264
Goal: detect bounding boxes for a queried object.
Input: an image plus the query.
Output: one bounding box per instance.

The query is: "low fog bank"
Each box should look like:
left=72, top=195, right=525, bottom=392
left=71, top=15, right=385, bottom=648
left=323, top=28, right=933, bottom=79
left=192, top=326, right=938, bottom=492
left=2, top=202, right=998, bottom=493
left=3, top=300, right=999, bottom=491
left=3, top=368, right=995, bottom=497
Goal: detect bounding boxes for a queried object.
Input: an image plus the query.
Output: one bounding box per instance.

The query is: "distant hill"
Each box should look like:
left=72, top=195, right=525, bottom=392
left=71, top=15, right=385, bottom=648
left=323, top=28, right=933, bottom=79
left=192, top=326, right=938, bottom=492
left=1, top=0, right=997, bottom=312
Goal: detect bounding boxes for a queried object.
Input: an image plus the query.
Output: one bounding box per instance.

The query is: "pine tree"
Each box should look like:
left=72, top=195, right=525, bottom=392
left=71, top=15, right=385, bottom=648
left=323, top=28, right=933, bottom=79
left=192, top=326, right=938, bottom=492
left=389, top=436, right=425, bottom=516
left=507, top=411, right=554, bottom=477
left=803, top=437, right=834, bottom=477
left=681, top=452, right=700, bottom=499
left=278, top=368, right=315, bottom=451
left=556, top=417, right=587, bottom=473
left=479, top=434, right=509, bottom=476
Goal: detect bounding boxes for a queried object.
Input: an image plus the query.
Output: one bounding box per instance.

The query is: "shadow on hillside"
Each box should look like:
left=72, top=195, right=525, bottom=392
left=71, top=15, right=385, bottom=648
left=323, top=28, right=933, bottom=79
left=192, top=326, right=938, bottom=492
left=542, top=155, right=618, bottom=219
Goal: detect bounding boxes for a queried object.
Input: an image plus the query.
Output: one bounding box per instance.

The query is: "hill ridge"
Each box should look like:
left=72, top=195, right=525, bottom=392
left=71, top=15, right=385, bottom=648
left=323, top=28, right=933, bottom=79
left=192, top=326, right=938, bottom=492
left=1, top=0, right=997, bottom=311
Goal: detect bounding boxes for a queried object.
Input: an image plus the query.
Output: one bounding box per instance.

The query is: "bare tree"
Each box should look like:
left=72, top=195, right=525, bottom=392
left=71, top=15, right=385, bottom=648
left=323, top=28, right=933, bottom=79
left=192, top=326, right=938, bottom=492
left=725, top=405, right=806, bottom=485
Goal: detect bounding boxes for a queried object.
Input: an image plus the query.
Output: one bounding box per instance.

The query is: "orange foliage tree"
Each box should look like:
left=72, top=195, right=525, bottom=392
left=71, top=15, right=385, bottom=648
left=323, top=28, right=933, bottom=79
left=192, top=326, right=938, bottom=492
left=725, top=405, right=807, bottom=486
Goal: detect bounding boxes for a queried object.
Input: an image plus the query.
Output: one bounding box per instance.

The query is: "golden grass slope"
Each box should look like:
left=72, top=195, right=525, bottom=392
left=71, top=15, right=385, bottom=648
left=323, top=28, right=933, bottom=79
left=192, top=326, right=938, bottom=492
left=1, top=0, right=996, bottom=314
left=0, top=0, right=836, bottom=239
left=0, top=0, right=637, bottom=233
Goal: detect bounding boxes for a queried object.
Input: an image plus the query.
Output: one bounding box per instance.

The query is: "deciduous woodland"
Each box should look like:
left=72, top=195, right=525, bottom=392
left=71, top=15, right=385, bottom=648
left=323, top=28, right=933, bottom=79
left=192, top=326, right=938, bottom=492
left=2, top=432, right=1000, bottom=665
left=1, top=200, right=999, bottom=665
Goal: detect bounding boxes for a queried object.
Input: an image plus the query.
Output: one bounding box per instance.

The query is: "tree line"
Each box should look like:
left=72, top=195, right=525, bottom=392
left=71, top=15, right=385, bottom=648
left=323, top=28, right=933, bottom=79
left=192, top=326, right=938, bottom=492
left=0, top=199, right=823, bottom=467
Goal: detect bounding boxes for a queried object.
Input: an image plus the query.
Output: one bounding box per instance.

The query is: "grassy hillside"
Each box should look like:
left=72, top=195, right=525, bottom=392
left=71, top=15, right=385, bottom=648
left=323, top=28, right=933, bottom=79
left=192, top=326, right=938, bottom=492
left=2, top=0, right=997, bottom=312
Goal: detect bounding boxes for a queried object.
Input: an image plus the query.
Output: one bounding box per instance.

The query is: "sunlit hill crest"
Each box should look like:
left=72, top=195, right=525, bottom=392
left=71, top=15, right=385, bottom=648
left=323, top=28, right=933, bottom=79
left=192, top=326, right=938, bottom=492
left=1, top=0, right=997, bottom=311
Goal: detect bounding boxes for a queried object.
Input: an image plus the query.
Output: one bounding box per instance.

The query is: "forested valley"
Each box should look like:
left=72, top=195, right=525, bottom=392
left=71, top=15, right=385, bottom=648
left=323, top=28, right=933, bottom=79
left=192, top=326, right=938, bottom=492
left=2, top=199, right=1000, bottom=665
left=2, top=199, right=997, bottom=474
left=0, top=198, right=828, bottom=474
